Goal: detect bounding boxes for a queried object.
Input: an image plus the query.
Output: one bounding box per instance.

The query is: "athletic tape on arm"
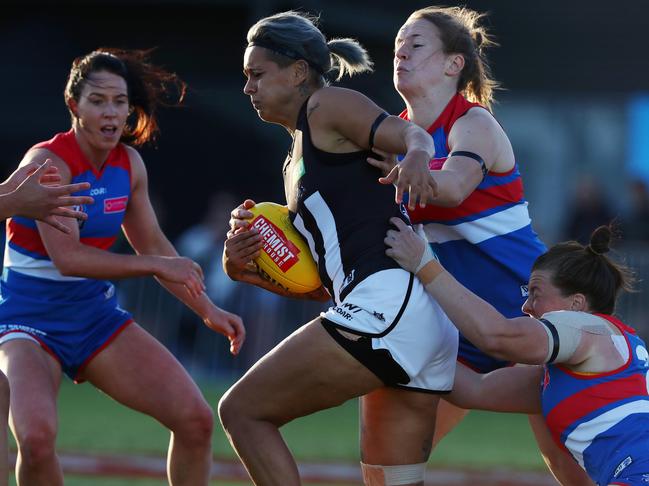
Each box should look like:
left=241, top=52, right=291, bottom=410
left=538, top=311, right=611, bottom=364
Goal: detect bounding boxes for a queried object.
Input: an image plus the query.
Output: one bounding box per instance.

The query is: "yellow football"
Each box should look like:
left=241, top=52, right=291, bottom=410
left=249, top=202, right=321, bottom=294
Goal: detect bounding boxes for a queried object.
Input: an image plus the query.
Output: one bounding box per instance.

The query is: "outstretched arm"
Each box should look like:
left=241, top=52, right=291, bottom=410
left=385, top=218, right=548, bottom=364
left=369, top=108, right=512, bottom=207
left=36, top=148, right=244, bottom=354
left=0, top=158, right=94, bottom=233
left=119, top=149, right=245, bottom=354
left=447, top=363, right=542, bottom=414
left=307, top=87, right=437, bottom=211
left=385, top=219, right=608, bottom=371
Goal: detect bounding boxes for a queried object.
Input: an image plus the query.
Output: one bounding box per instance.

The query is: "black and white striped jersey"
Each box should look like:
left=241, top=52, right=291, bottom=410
left=283, top=98, right=409, bottom=303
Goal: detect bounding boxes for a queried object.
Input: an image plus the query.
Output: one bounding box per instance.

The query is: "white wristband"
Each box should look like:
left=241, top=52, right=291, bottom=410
left=414, top=242, right=436, bottom=274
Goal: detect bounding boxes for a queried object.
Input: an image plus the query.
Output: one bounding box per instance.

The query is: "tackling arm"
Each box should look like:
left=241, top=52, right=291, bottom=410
left=447, top=363, right=543, bottom=414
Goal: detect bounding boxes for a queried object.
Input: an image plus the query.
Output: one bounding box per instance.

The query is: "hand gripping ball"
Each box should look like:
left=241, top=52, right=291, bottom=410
left=249, top=202, right=321, bottom=293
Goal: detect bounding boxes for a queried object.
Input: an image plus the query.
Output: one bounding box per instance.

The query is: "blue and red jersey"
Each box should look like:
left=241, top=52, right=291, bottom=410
left=542, top=314, right=649, bottom=485
left=401, top=93, right=546, bottom=372
left=4, top=130, right=131, bottom=285
left=0, top=130, right=134, bottom=379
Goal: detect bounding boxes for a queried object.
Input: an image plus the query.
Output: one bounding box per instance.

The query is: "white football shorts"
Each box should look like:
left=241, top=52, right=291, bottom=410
left=321, top=268, right=458, bottom=393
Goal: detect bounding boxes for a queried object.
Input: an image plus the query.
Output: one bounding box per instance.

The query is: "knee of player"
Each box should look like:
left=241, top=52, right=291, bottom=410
left=217, top=386, right=241, bottom=432
left=218, top=380, right=280, bottom=434
left=17, top=422, right=58, bottom=465
left=172, top=396, right=214, bottom=444
left=217, top=383, right=262, bottom=433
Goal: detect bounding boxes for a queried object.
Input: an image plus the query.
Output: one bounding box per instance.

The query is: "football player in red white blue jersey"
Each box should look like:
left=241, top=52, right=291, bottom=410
left=367, top=6, right=591, bottom=485
left=0, top=49, right=244, bottom=486
left=387, top=222, right=646, bottom=486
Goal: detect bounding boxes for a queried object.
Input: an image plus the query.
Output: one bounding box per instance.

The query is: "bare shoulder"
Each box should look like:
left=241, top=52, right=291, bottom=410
left=311, top=86, right=371, bottom=102
left=453, top=106, right=502, bottom=135
left=123, top=144, right=147, bottom=176
left=124, top=144, right=145, bottom=168
left=308, top=87, right=376, bottom=116
left=450, top=106, right=514, bottom=171
left=23, top=147, right=71, bottom=178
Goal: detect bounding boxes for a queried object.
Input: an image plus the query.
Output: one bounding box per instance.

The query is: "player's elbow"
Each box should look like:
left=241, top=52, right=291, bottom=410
left=222, top=260, right=243, bottom=282
left=430, top=190, right=467, bottom=208
left=56, top=263, right=78, bottom=277
left=51, top=254, right=81, bottom=277
left=445, top=194, right=466, bottom=207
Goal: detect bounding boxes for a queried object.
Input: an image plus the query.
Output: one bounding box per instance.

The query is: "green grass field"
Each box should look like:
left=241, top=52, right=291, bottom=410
left=8, top=380, right=546, bottom=485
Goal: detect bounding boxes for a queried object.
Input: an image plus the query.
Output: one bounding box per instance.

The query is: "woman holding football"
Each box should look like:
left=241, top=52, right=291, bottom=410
left=221, top=10, right=458, bottom=486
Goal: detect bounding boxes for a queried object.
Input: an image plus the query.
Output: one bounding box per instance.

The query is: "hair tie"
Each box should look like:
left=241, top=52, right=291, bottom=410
left=587, top=245, right=605, bottom=256
left=248, top=40, right=325, bottom=75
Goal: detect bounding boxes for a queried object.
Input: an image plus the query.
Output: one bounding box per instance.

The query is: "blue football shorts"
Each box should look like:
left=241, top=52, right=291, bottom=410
left=0, top=269, right=133, bottom=381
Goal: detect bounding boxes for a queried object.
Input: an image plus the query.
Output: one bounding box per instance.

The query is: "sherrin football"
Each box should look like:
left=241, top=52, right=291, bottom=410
left=249, top=202, right=322, bottom=294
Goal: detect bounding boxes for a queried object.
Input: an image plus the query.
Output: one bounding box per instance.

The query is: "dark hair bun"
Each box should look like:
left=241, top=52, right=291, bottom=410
left=589, top=225, right=612, bottom=255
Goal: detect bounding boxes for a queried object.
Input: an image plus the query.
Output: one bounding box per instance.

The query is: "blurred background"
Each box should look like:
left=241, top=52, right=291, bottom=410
left=1, top=0, right=648, bottom=482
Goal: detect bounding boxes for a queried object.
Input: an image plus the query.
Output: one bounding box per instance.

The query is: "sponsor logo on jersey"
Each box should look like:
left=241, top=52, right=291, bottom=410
left=613, top=456, right=633, bottom=478
left=104, top=284, right=115, bottom=300
left=252, top=216, right=301, bottom=272
left=332, top=302, right=363, bottom=321
left=104, top=196, right=128, bottom=214
left=90, top=187, right=107, bottom=196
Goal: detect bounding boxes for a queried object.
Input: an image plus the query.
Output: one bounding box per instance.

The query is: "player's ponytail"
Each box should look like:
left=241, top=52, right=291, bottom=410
left=326, top=38, right=373, bottom=81
left=247, top=11, right=372, bottom=86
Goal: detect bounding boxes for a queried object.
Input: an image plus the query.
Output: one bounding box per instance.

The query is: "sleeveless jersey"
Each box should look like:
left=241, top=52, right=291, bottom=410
left=283, top=97, right=407, bottom=303
left=402, top=93, right=546, bottom=319
left=4, top=130, right=131, bottom=290
left=541, top=314, right=649, bottom=485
